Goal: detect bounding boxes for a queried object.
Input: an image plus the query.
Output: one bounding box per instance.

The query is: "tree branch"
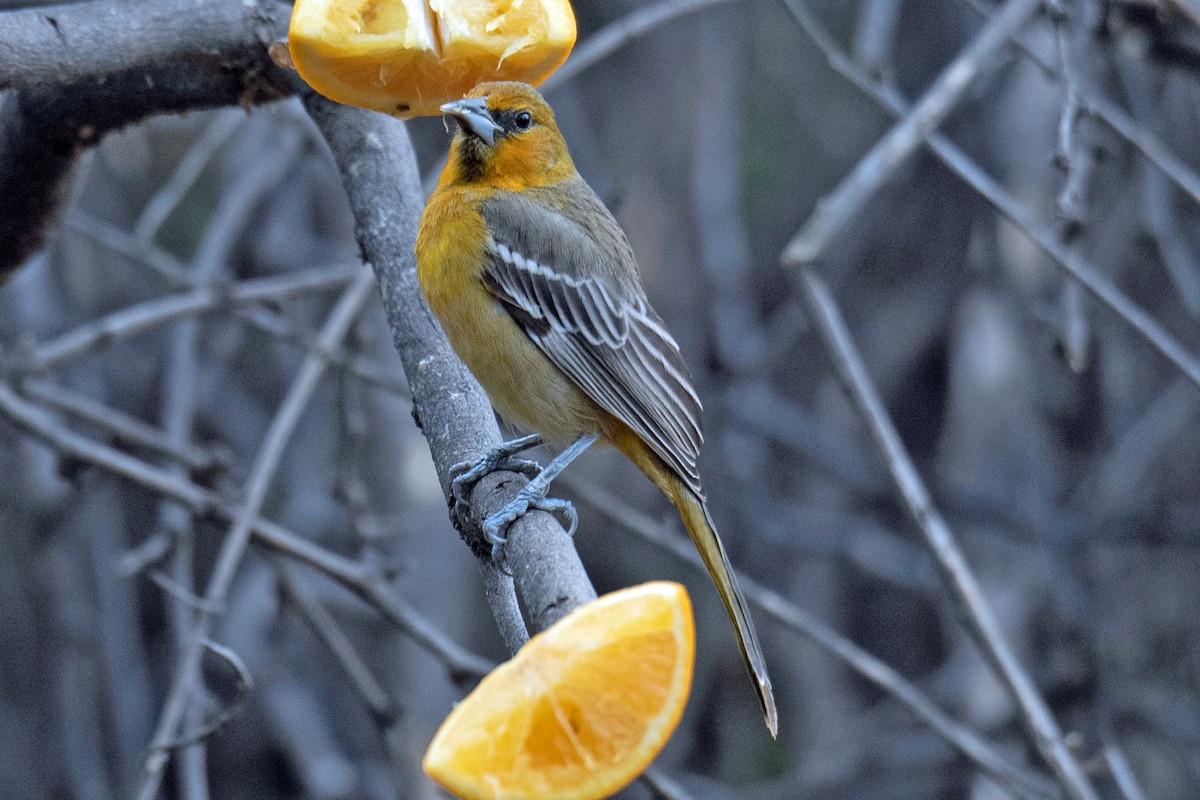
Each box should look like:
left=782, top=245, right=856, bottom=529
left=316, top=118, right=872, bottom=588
left=794, top=271, right=1095, bottom=800
left=781, top=0, right=1044, bottom=266
left=136, top=271, right=376, bottom=800
left=0, top=0, right=296, bottom=278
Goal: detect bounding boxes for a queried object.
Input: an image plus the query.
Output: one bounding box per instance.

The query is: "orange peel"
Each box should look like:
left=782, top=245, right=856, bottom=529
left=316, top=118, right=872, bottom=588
left=423, top=581, right=695, bottom=800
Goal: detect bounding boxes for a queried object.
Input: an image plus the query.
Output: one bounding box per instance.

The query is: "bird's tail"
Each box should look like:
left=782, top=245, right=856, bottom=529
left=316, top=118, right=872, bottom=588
left=667, top=480, right=778, bottom=737
left=608, top=424, right=778, bottom=736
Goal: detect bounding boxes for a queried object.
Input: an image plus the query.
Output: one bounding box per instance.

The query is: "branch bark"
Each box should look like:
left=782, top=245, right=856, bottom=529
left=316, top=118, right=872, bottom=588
left=0, top=0, right=295, bottom=278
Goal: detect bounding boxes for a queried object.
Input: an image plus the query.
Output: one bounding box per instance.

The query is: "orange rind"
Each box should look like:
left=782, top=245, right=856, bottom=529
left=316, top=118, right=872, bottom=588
left=423, top=582, right=695, bottom=800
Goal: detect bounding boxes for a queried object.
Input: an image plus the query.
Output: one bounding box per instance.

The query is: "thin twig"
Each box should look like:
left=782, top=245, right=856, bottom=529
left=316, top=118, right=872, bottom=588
left=50, top=208, right=403, bottom=387
left=234, top=304, right=409, bottom=395
left=781, top=0, right=1044, bottom=266
left=158, top=641, right=254, bottom=750
left=18, top=379, right=223, bottom=473
left=65, top=211, right=192, bottom=286
left=779, top=0, right=1200, bottom=391
left=0, top=382, right=213, bottom=508
left=0, top=332, right=495, bottom=684
left=1082, top=89, right=1200, bottom=209
left=542, top=0, right=738, bottom=93
left=22, top=265, right=361, bottom=370
left=792, top=270, right=1096, bottom=800
left=852, top=0, right=905, bottom=72
left=1102, top=743, right=1146, bottom=800
left=642, top=765, right=697, bottom=800
left=133, top=110, right=245, bottom=244
left=275, top=559, right=419, bottom=796
left=923, top=106, right=1200, bottom=390
left=275, top=563, right=399, bottom=726
left=1138, top=130, right=1200, bottom=315
left=136, top=271, right=376, bottom=800
left=1051, top=3, right=1095, bottom=371
left=156, top=249, right=211, bottom=800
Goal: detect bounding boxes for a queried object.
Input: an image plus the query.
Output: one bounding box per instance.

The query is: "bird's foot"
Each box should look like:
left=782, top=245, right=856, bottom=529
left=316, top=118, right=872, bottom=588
left=482, top=485, right=579, bottom=561
left=449, top=433, right=545, bottom=518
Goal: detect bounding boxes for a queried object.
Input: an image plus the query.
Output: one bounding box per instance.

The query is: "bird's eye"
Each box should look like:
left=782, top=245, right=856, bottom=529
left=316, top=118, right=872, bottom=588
left=514, top=111, right=533, bottom=130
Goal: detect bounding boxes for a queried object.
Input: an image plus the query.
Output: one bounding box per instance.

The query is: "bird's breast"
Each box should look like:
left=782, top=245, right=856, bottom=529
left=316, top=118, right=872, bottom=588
left=416, top=191, right=602, bottom=442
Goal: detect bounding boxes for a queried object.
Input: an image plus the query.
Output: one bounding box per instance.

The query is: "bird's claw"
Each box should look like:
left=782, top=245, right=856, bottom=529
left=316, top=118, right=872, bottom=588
left=449, top=434, right=544, bottom=518
left=450, top=456, right=541, bottom=512
left=483, top=487, right=579, bottom=561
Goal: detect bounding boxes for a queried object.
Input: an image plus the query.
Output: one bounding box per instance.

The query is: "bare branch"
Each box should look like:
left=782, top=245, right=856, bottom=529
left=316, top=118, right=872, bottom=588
left=65, top=211, right=193, bottom=285
left=0, top=0, right=286, bottom=90
left=1052, top=5, right=1096, bottom=370
left=23, top=265, right=360, bottom=370
left=781, top=0, right=1044, bottom=266
left=276, top=564, right=400, bottom=727
left=792, top=270, right=1097, bottom=800
left=0, top=377, right=492, bottom=681
left=133, top=109, right=246, bottom=244
left=542, top=0, right=737, bottom=92
left=18, top=379, right=224, bottom=473
left=0, top=0, right=295, bottom=277
left=1083, top=89, right=1200, bottom=209
left=1102, top=743, right=1147, bottom=800
left=780, top=0, right=1200, bottom=392
left=136, top=271, right=376, bottom=800
left=853, top=0, right=904, bottom=72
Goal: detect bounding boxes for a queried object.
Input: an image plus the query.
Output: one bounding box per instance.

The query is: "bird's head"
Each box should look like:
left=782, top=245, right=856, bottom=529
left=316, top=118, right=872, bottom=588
left=438, top=82, right=575, bottom=189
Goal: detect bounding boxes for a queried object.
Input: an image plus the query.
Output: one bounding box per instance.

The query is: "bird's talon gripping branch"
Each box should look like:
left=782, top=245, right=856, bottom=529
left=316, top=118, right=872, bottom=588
left=449, top=433, right=545, bottom=514
left=478, top=436, right=596, bottom=561
left=482, top=487, right=579, bottom=561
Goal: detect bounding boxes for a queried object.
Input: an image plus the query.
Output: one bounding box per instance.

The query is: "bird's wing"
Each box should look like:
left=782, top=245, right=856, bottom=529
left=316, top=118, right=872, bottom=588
left=480, top=185, right=704, bottom=494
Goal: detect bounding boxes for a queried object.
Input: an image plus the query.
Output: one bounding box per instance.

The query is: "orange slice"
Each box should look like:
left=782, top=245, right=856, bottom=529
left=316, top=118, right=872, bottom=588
left=288, top=0, right=576, bottom=117
left=423, top=582, right=695, bottom=800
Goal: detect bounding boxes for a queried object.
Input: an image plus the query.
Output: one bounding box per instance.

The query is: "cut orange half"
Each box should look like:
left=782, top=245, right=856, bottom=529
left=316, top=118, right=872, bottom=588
left=288, top=0, right=577, bottom=117
left=423, top=582, right=695, bottom=800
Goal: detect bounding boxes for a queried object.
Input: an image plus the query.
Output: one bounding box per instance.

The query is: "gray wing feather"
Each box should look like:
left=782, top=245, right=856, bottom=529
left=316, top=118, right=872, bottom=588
left=481, top=188, right=704, bottom=493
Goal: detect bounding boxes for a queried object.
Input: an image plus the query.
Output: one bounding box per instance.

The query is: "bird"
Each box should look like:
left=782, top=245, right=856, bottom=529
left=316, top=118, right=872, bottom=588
left=416, top=81, right=777, bottom=736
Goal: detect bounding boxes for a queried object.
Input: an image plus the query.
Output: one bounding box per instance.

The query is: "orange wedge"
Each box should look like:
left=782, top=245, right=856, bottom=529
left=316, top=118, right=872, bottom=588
left=288, top=0, right=576, bottom=117
left=423, top=582, right=695, bottom=800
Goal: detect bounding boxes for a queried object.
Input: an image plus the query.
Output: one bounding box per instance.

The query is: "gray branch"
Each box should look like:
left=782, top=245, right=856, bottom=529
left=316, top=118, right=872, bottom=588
left=0, top=0, right=295, bottom=278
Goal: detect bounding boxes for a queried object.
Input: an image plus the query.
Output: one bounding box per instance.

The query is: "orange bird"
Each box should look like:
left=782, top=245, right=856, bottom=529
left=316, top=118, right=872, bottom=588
left=417, top=81, right=777, bottom=735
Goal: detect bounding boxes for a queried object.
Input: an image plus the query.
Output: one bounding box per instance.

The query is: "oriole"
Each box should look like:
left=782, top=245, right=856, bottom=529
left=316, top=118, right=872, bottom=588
left=416, top=81, right=777, bottom=736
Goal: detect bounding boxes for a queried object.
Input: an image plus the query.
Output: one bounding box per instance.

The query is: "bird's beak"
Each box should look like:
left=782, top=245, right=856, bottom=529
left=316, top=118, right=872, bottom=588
left=440, top=97, right=502, bottom=146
